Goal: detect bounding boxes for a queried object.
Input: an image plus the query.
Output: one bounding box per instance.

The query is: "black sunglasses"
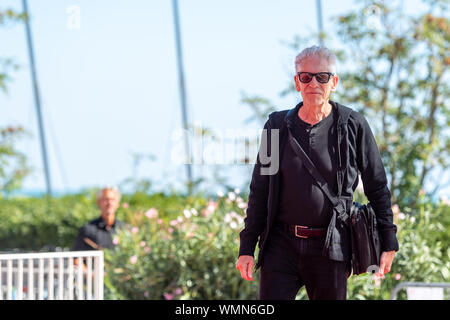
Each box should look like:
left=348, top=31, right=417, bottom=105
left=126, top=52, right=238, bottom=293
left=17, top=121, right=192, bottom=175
left=297, top=72, right=335, bottom=84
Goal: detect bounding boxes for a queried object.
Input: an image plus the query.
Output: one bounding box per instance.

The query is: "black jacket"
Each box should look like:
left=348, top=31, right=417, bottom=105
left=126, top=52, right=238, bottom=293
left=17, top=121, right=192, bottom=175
left=238, top=101, right=399, bottom=269
left=72, top=217, right=125, bottom=251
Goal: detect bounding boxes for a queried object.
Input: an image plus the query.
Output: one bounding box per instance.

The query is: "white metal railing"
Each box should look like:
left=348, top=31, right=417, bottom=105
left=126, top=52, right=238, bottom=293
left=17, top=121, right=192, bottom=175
left=0, top=250, right=104, bottom=300
left=390, top=282, right=450, bottom=300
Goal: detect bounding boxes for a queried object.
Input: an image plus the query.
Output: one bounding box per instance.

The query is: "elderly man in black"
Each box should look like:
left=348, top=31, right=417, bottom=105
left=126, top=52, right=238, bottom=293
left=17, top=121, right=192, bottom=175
left=73, top=186, right=124, bottom=251
left=236, top=45, right=399, bottom=300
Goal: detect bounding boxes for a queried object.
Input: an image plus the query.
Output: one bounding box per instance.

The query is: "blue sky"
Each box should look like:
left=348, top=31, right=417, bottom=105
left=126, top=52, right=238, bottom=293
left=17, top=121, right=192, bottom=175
left=2, top=0, right=445, bottom=198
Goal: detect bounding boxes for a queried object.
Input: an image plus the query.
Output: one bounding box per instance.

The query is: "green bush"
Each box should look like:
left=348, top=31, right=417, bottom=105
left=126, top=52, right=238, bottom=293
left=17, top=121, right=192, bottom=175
left=104, top=191, right=450, bottom=300
left=0, top=193, right=96, bottom=250
left=0, top=190, right=208, bottom=251
left=104, top=191, right=260, bottom=300
left=1, top=190, right=448, bottom=300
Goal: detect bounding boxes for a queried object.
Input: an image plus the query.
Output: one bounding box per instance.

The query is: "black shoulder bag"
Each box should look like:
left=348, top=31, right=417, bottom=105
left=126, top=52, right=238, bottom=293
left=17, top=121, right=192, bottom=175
left=286, top=126, right=381, bottom=275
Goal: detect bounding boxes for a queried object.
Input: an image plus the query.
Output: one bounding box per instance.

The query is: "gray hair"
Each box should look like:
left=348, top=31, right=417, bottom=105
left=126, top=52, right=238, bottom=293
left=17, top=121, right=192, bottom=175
left=96, top=186, right=121, bottom=200
left=295, top=45, right=337, bottom=73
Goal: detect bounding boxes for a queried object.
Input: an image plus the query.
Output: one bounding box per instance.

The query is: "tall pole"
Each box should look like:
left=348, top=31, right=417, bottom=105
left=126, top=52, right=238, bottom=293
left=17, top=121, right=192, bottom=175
left=316, top=0, right=324, bottom=46
left=22, top=0, right=52, bottom=197
left=171, top=0, right=193, bottom=194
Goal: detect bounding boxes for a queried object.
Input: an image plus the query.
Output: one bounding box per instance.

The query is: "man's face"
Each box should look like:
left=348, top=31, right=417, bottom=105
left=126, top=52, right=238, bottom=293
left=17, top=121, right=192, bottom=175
left=294, top=55, right=338, bottom=106
left=97, top=190, right=120, bottom=217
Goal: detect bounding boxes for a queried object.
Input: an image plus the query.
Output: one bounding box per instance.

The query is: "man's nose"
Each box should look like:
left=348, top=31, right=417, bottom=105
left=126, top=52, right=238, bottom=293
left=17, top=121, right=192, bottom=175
left=309, top=76, right=320, bottom=87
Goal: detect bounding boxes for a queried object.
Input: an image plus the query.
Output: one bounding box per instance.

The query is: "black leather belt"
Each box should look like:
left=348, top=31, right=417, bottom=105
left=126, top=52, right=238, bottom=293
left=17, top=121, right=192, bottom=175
left=276, top=221, right=326, bottom=238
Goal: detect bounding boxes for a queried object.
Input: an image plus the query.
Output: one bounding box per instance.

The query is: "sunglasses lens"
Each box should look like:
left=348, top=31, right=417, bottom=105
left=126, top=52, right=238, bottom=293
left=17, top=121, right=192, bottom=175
left=316, top=73, right=330, bottom=83
left=299, top=73, right=312, bottom=83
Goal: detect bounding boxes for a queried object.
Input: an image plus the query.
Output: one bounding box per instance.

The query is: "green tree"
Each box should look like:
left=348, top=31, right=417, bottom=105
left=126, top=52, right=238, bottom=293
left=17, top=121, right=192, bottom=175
left=0, top=126, right=29, bottom=194
left=333, top=0, right=449, bottom=208
left=243, top=0, right=449, bottom=209
left=0, top=8, right=26, bottom=91
left=0, top=7, right=30, bottom=195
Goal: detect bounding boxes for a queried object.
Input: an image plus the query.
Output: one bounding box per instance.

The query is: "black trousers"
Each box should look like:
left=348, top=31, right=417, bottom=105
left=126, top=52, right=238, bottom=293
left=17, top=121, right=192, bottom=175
left=259, top=225, right=349, bottom=300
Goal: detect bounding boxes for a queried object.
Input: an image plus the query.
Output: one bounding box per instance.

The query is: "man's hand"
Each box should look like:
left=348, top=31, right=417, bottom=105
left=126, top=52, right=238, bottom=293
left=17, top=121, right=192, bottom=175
left=236, top=255, right=254, bottom=281
left=376, top=250, right=396, bottom=277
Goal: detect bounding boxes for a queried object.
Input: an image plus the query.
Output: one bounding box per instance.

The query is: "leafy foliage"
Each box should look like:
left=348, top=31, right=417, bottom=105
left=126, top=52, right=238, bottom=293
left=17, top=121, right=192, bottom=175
left=103, top=190, right=259, bottom=300
left=1, top=190, right=448, bottom=299
left=241, top=0, right=449, bottom=210
left=332, top=0, right=449, bottom=208
left=103, top=192, right=449, bottom=300
left=0, top=8, right=26, bottom=92
left=0, top=126, right=30, bottom=195
left=0, top=190, right=206, bottom=251
left=0, top=8, right=29, bottom=194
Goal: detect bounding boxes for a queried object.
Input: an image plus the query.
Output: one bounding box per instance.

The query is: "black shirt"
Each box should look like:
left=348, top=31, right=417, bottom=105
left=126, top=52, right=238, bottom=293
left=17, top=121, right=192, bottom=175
left=239, top=101, right=399, bottom=260
left=277, top=103, right=339, bottom=227
left=72, top=217, right=125, bottom=251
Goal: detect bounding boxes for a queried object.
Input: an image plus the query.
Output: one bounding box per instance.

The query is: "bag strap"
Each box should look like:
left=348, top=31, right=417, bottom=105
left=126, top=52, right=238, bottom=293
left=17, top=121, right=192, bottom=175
left=286, top=124, right=349, bottom=224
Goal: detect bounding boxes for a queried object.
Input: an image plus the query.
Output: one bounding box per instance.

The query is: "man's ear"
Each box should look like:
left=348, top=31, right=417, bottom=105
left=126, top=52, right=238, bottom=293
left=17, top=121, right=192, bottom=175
left=294, top=75, right=301, bottom=92
left=330, top=74, right=339, bottom=92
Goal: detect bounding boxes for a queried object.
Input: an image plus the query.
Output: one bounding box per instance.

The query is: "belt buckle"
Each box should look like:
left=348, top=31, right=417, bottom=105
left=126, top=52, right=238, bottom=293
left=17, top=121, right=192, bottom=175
left=295, top=225, right=308, bottom=238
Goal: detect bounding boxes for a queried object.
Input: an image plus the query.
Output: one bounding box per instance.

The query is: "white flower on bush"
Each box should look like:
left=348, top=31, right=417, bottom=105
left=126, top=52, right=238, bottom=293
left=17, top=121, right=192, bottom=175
left=224, top=211, right=244, bottom=229
left=183, top=209, right=191, bottom=219
left=441, top=196, right=450, bottom=206
left=392, top=204, right=400, bottom=214
left=207, top=202, right=217, bottom=212
left=113, top=236, right=119, bottom=245
left=234, top=188, right=240, bottom=194
left=145, top=208, right=158, bottom=219
left=202, top=201, right=217, bottom=217
left=228, top=192, right=236, bottom=201
left=177, top=216, right=184, bottom=223
left=238, top=202, right=248, bottom=209
left=398, top=213, right=406, bottom=220
left=410, top=216, right=416, bottom=223
left=231, top=212, right=243, bottom=222
left=190, top=208, right=198, bottom=216
left=217, top=190, right=224, bottom=197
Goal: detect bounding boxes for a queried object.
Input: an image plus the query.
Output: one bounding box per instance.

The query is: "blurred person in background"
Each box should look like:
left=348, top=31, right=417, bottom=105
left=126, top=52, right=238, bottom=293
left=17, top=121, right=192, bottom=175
left=73, top=186, right=125, bottom=266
